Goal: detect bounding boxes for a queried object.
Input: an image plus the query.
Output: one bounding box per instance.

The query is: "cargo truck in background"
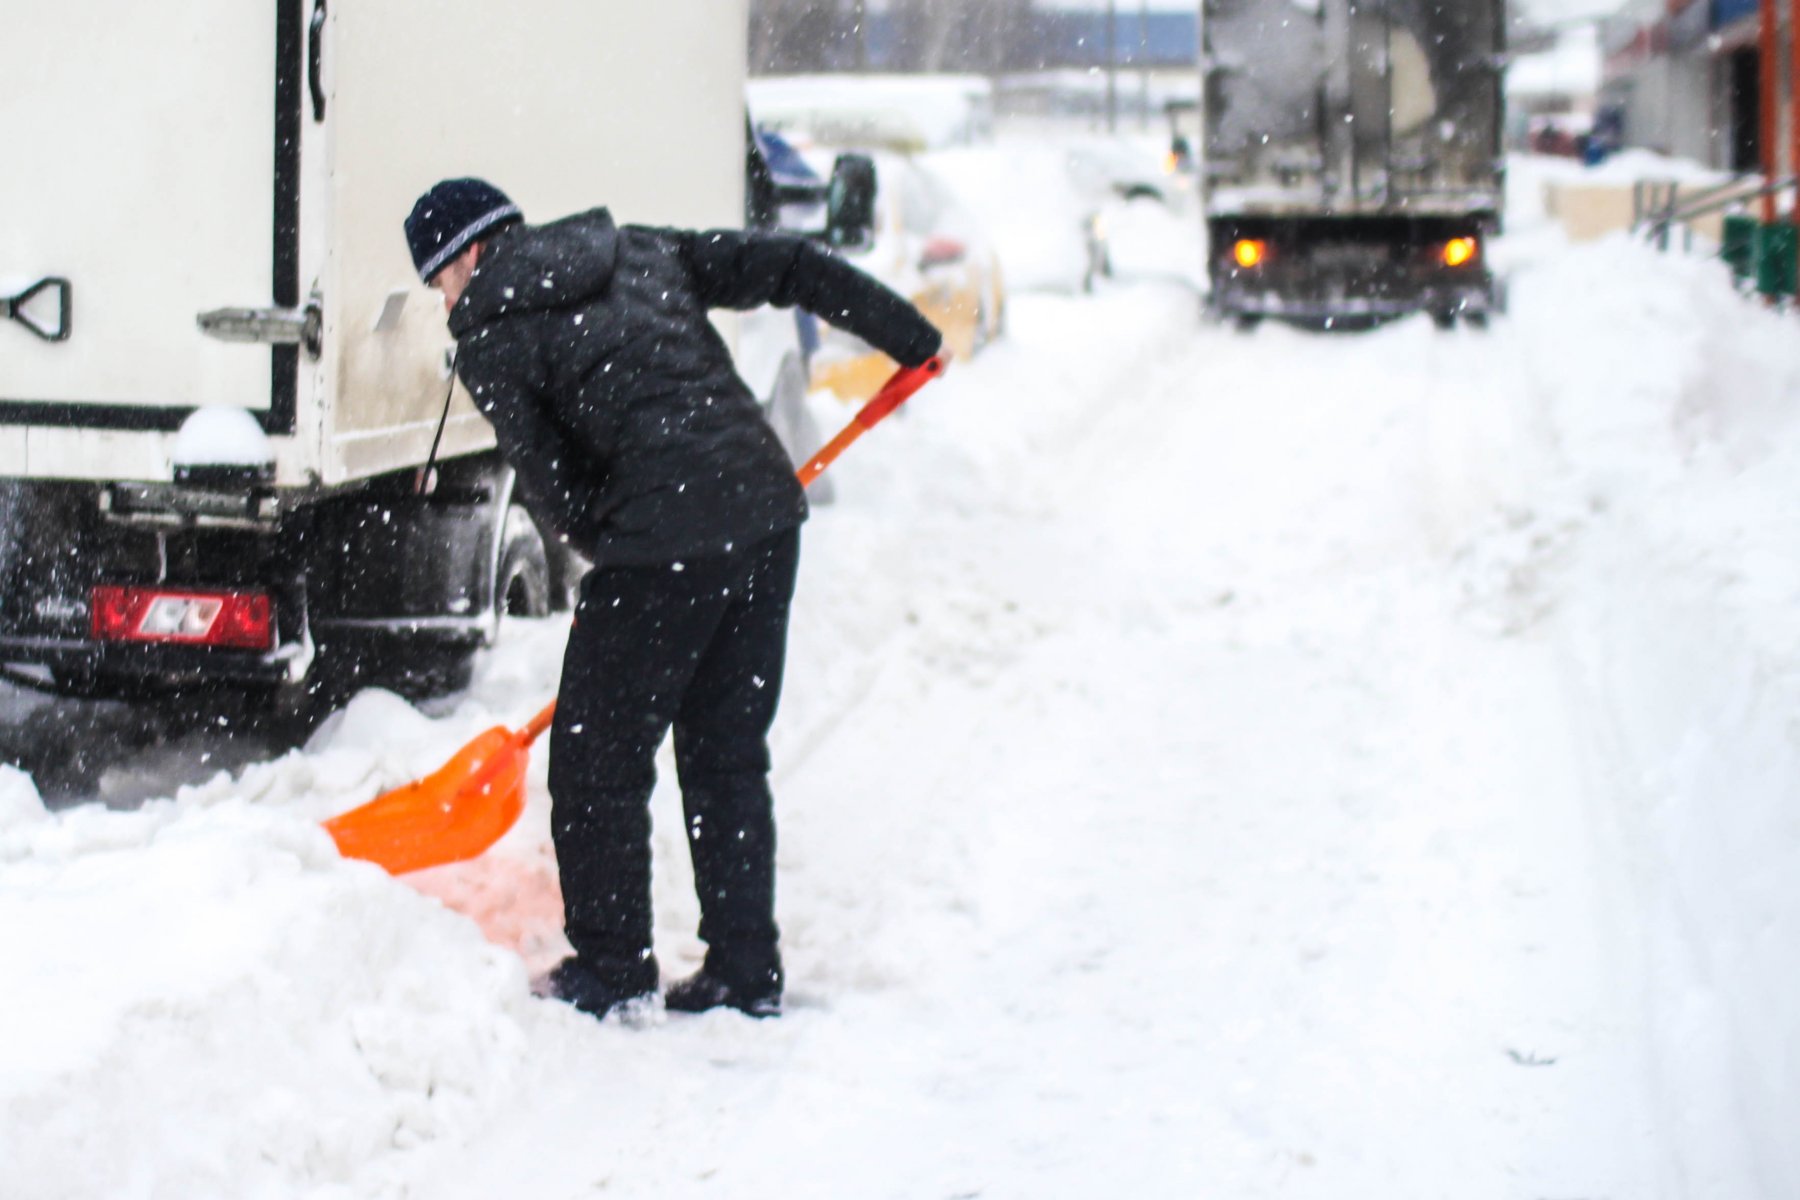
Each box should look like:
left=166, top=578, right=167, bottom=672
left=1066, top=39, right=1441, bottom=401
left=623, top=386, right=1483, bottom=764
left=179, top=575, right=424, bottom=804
left=1201, top=0, right=1506, bottom=329
left=0, top=2, right=873, bottom=708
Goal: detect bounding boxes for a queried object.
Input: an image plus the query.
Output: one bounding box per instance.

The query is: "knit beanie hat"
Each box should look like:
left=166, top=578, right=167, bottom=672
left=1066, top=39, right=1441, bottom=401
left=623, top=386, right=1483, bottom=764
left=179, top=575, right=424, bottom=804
left=405, top=178, right=523, bottom=282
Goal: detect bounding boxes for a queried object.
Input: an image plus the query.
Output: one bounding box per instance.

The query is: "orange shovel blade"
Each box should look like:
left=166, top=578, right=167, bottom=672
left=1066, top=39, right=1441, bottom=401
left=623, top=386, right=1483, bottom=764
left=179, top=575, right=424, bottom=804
left=324, top=726, right=528, bottom=876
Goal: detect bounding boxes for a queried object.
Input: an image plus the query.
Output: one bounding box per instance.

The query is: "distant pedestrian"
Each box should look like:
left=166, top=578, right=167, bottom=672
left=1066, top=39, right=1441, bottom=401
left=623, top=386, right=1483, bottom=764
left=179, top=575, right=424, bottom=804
left=404, top=179, right=941, bottom=1019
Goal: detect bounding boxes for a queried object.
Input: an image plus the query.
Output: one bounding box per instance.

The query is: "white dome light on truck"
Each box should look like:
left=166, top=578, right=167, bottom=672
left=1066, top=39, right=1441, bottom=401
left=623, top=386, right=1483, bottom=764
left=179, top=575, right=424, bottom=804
left=1233, top=239, right=1268, bottom=269
left=1442, top=237, right=1479, bottom=268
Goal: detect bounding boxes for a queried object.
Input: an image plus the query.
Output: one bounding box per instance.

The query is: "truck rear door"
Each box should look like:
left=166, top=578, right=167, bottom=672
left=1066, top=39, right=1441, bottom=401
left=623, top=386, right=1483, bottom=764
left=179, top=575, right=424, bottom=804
left=0, top=0, right=307, bottom=473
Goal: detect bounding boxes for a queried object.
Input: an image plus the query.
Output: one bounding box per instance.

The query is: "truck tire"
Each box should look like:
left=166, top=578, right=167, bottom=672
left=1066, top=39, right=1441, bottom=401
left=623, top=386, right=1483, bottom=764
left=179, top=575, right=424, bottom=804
left=318, top=504, right=551, bottom=704
left=496, top=505, right=552, bottom=621
left=404, top=504, right=550, bottom=700
left=542, top=533, right=589, bottom=613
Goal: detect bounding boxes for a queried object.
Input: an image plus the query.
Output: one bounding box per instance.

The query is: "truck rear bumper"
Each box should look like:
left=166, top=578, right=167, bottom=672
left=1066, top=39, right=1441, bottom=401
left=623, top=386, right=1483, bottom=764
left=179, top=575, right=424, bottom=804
left=0, top=634, right=303, bottom=689
left=1215, top=284, right=1497, bottom=320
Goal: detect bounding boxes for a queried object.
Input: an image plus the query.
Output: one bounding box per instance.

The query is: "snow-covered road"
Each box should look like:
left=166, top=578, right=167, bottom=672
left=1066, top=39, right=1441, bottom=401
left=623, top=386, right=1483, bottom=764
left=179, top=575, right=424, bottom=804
left=4, top=159, right=1799, bottom=1198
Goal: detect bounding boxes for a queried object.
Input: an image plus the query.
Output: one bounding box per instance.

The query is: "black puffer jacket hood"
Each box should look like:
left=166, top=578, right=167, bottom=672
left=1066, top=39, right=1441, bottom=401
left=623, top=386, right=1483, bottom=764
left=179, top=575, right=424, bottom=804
left=447, top=208, right=941, bottom=567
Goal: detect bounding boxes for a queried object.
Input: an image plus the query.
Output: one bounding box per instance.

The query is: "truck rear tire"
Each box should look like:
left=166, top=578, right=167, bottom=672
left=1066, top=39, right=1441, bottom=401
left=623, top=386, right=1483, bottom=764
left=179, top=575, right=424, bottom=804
left=401, top=504, right=550, bottom=700
left=496, top=505, right=551, bottom=620
left=314, top=503, right=552, bottom=704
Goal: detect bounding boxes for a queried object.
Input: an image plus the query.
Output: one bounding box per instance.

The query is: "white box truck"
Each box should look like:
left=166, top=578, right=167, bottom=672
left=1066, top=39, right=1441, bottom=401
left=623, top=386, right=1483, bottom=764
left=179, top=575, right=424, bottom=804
left=0, top=1, right=863, bottom=704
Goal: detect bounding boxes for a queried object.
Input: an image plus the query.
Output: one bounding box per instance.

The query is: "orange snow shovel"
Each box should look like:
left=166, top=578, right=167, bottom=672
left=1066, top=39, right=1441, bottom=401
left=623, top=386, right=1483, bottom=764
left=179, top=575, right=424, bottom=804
left=325, top=355, right=947, bottom=875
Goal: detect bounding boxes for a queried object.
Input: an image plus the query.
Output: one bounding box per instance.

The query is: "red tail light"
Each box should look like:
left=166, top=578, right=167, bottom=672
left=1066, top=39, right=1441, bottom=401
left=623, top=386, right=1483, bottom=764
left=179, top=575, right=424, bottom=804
left=91, top=587, right=274, bottom=650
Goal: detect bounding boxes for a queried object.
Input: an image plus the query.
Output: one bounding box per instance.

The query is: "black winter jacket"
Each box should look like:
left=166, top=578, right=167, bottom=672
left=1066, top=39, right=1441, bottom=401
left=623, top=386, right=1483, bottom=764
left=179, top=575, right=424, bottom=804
left=449, top=209, right=942, bottom=565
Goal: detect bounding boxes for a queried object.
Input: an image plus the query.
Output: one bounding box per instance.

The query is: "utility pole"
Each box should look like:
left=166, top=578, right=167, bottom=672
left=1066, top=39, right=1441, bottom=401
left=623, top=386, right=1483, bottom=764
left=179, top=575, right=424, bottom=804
left=1106, top=0, right=1119, bottom=133
left=1762, top=0, right=1779, bottom=222
left=1140, top=0, right=1151, bottom=131
left=1791, top=0, right=1799, bottom=226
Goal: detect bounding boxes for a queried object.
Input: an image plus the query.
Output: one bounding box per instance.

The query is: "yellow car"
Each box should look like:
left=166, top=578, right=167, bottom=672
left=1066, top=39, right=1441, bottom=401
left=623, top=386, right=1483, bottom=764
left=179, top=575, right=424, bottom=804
left=808, top=151, right=1006, bottom=401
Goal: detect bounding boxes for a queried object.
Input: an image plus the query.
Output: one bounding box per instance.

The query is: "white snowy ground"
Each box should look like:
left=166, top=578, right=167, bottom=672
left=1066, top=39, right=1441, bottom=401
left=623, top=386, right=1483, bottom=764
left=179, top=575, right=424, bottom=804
left=3, top=156, right=1799, bottom=1199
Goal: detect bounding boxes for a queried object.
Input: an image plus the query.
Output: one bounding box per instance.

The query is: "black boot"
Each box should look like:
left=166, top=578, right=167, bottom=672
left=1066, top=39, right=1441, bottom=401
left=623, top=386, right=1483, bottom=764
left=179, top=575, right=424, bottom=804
left=536, top=954, right=659, bottom=1020
left=664, top=956, right=782, bottom=1018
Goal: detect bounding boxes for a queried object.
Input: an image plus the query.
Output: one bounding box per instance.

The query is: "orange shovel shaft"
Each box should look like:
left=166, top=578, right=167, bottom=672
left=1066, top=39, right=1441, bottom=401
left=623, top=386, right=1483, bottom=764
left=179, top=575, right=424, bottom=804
left=520, top=700, right=557, bottom=745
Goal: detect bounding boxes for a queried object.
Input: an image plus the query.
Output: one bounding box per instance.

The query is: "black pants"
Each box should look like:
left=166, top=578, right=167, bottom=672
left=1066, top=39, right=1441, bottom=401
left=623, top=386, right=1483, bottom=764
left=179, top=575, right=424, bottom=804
left=548, top=528, right=799, bottom=988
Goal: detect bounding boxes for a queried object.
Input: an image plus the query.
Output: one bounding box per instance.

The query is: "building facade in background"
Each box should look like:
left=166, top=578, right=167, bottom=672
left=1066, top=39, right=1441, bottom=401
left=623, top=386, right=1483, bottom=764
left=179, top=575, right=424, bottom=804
left=1602, top=0, right=1782, bottom=172
left=747, top=0, right=1197, bottom=75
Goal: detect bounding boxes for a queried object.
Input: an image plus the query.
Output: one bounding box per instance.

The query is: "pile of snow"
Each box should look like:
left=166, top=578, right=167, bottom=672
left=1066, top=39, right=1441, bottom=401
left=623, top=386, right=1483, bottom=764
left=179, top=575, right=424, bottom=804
left=0, top=763, right=43, bottom=826
left=0, top=752, right=533, bottom=1196
left=1508, top=234, right=1800, bottom=1196
left=0, top=673, right=618, bottom=1196
left=171, top=406, right=274, bottom=469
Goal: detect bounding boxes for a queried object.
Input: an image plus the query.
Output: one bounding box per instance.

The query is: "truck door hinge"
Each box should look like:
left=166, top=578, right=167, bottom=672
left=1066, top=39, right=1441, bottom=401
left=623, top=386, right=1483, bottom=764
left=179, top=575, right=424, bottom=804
left=197, top=294, right=322, bottom=358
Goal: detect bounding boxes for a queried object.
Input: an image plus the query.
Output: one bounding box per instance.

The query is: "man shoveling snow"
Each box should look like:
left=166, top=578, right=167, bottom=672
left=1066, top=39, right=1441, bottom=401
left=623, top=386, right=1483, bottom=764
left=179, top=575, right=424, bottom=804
left=403, top=178, right=942, bottom=1020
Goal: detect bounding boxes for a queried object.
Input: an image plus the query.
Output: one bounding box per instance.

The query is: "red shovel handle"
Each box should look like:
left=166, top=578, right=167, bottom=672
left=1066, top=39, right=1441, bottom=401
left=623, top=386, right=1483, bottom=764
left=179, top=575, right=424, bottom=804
left=796, top=356, right=946, bottom=488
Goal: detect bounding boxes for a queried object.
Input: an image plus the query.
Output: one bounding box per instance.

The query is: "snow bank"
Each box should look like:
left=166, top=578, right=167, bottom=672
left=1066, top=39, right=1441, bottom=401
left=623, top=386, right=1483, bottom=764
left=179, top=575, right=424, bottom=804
left=0, top=797, right=533, bottom=1198
left=0, top=764, right=45, bottom=829
left=0, top=692, right=552, bottom=1198
left=1508, top=233, right=1800, bottom=1197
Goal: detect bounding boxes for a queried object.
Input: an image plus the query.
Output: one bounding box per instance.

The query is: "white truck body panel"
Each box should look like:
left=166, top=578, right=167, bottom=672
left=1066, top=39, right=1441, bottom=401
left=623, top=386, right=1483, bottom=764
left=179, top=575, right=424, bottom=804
left=0, top=2, right=276, bottom=416
left=1, top=0, right=749, bottom=488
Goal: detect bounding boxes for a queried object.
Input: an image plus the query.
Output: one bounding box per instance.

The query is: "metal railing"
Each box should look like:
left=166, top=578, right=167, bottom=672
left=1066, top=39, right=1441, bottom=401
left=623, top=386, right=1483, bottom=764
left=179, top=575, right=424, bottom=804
left=1633, top=173, right=1799, bottom=249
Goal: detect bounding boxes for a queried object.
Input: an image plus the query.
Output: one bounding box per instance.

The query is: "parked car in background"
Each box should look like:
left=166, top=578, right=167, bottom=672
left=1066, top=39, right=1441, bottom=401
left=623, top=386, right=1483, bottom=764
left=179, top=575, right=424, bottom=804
left=801, top=150, right=1006, bottom=402
left=1065, top=135, right=1194, bottom=209
left=747, top=79, right=1008, bottom=402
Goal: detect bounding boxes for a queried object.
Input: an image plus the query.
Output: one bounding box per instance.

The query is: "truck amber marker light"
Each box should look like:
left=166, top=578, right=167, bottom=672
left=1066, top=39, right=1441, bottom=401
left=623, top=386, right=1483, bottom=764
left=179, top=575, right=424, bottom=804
left=1443, top=237, right=1479, bottom=268
left=1233, top=239, right=1268, bottom=269
left=91, top=587, right=274, bottom=651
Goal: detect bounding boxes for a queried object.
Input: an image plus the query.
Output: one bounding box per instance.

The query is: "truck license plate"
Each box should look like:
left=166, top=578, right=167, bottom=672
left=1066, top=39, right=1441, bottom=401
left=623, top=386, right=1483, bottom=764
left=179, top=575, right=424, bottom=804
left=1311, top=244, right=1385, bottom=271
